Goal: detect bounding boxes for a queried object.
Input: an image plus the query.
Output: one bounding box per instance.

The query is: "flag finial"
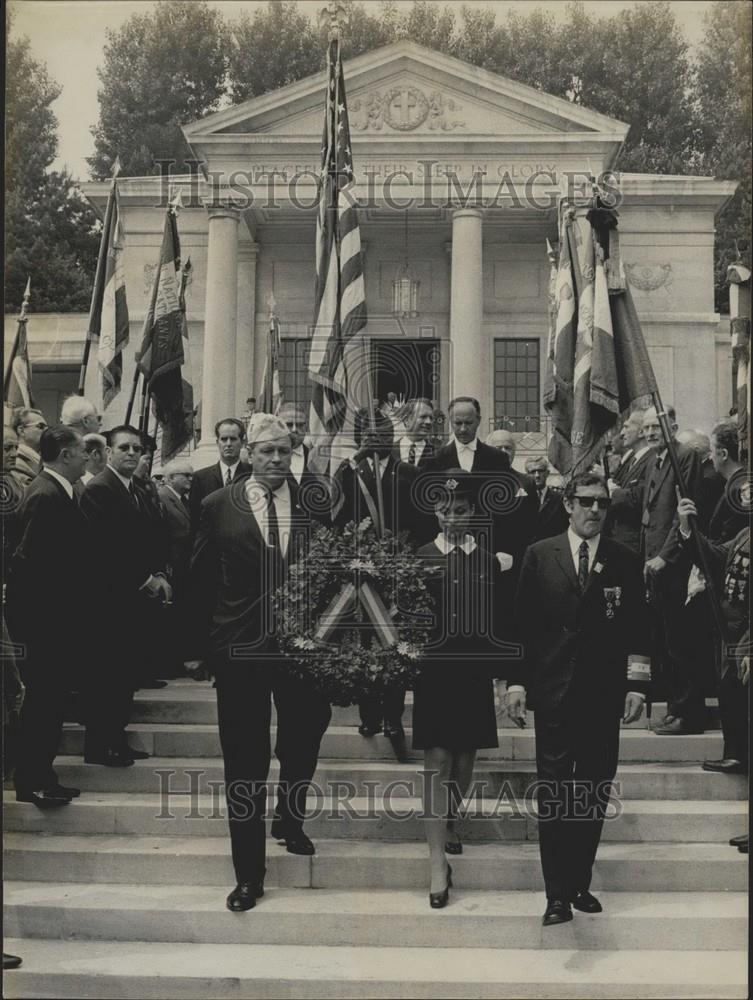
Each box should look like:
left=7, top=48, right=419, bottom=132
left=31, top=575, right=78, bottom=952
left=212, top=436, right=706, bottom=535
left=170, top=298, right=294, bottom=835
left=19, top=277, right=31, bottom=322
left=111, top=156, right=122, bottom=180
left=319, top=0, right=348, bottom=41
left=267, top=291, right=277, bottom=319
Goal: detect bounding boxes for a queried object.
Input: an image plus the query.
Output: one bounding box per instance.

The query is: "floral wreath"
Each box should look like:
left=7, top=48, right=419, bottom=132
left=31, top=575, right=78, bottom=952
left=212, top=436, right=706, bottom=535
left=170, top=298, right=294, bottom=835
left=274, top=518, right=436, bottom=706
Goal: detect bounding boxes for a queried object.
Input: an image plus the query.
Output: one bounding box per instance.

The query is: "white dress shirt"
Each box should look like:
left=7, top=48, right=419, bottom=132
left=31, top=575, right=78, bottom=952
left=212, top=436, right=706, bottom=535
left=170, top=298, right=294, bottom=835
left=219, top=460, right=240, bottom=486
left=365, top=456, right=390, bottom=479
left=43, top=466, right=74, bottom=500
left=398, top=436, right=427, bottom=465
left=453, top=436, right=477, bottom=472
left=434, top=532, right=477, bottom=555
left=567, top=527, right=600, bottom=575
left=246, top=476, right=292, bottom=558
left=81, top=470, right=94, bottom=485
left=290, top=447, right=306, bottom=484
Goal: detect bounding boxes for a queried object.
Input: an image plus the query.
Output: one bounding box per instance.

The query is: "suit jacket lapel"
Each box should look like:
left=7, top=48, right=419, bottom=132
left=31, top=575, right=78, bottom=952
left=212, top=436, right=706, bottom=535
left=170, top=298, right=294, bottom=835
left=582, top=539, right=607, bottom=598
left=553, top=536, right=580, bottom=594
left=646, top=453, right=671, bottom=506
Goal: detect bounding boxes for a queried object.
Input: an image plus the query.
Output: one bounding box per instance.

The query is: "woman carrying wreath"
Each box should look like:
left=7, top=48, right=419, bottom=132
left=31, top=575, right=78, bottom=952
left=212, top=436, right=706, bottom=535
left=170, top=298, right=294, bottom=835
left=413, top=470, right=514, bottom=909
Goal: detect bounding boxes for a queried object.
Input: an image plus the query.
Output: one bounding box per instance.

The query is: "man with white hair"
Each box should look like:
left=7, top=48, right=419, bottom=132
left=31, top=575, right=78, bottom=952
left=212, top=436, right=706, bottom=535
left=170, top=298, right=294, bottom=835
left=60, top=396, right=102, bottom=436
left=606, top=408, right=654, bottom=553
left=187, top=414, right=331, bottom=911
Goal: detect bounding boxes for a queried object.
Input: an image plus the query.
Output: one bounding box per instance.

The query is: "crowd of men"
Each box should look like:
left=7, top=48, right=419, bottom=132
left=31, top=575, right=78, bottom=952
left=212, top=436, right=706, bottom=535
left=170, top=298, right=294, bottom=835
left=2, top=392, right=748, bottom=867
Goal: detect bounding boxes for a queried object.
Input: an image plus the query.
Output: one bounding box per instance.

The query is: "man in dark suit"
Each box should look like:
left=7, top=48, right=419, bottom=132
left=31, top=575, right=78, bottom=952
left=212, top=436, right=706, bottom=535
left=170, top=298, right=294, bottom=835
left=676, top=430, right=725, bottom=531
left=158, top=459, right=194, bottom=677
left=393, top=397, right=435, bottom=469
left=524, top=456, right=569, bottom=542
left=507, top=472, right=651, bottom=926
left=605, top=408, right=654, bottom=553
left=186, top=415, right=331, bottom=911
left=10, top=408, right=47, bottom=490
left=428, top=398, right=520, bottom=557
left=6, top=426, right=90, bottom=806
left=188, top=418, right=251, bottom=533
left=80, top=425, right=172, bottom=765
left=635, top=406, right=703, bottom=735
left=335, top=409, right=432, bottom=744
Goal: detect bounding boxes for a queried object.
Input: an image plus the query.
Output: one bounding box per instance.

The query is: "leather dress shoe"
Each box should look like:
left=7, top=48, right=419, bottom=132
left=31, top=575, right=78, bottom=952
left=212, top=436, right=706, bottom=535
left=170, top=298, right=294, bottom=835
left=3, top=953, right=22, bottom=970
left=139, top=680, right=168, bottom=689
left=16, top=789, right=72, bottom=808
left=571, top=890, right=602, bottom=913
left=737, top=838, right=748, bottom=854
left=50, top=784, right=80, bottom=799
left=729, top=834, right=749, bottom=847
left=703, top=758, right=747, bottom=775
left=358, top=722, right=381, bottom=737
left=653, top=718, right=703, bottom=736
left=84, top=750, right=134, bottom=767
left=444, top=838, right=463, bottom=856
left=123, top=746, right=150, bottom=761
left=226, top=881, right=263, bottom=912
left=543, top=899, right=573, bottom=926
left=383, top=722, right=405, bottom=740
left=283, top=831, right=316, bottom=856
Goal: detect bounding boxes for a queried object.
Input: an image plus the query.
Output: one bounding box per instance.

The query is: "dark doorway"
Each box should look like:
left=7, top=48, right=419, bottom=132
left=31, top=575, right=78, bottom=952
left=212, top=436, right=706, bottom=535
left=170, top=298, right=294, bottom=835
left=370, top=339, right=440, bottom=405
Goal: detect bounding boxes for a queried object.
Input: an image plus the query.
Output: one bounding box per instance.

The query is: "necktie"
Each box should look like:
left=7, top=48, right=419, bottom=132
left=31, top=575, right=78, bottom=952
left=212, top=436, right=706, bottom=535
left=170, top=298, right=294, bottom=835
left=577, top=540, right=590, bottom=592
left=266, top=490, right=282, bottom=563
left=408, top=442, right=417, bottom=466
left=128, top=480, right=139, bottom=508
left=225, top=466, right=232, bottom=487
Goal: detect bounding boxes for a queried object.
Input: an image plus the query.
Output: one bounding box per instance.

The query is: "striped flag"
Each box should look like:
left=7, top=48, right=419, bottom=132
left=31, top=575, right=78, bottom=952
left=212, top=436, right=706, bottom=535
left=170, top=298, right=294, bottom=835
left=4, top=278, right=34, bottom=410
left=138, top=200, right=191, bottom=461
left=307, top=36, right=366, bottom=474
left=86, top=167, right=130, bottom=408
left=261, top=309, right=283, bottom=415
left=546, top=203, right=657, bottom=475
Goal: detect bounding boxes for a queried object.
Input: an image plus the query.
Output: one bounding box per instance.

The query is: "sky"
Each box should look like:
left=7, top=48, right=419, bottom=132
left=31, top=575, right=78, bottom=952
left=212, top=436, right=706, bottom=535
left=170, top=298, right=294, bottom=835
left=9, top=0, right=717, bottom=181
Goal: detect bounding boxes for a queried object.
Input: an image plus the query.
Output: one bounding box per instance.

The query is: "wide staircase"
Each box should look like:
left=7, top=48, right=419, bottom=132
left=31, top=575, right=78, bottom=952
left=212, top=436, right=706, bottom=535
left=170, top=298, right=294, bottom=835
left=3, top=680, right=748, bottom=999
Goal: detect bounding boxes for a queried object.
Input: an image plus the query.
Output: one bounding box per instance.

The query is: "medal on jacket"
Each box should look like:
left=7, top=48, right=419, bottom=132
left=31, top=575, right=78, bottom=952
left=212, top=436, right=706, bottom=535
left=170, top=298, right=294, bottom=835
left=603, top=586, right=622, bottom=619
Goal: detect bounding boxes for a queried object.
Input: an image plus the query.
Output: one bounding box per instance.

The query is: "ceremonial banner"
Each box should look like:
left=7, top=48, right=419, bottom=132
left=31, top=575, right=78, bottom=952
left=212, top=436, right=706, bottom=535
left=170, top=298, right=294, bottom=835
left=138, top=201, right=191, bottom=461
left=546, top=202, right=657, bottom=475
left=261, top=311, right=283, bottom=415
left=307, top=34, right=367, bottom=474
left=728, top=261, right=751, bottom=465
left=83, top=164, right=130, bottom=408
left=4, top=278, right=34, bottom=410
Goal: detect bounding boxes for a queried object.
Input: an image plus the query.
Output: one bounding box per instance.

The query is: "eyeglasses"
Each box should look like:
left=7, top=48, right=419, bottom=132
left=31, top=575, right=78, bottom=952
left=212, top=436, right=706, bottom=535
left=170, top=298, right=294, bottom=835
left=22, top=421, right=47, bottom=430
left=572, top=495, right=611, bottom=511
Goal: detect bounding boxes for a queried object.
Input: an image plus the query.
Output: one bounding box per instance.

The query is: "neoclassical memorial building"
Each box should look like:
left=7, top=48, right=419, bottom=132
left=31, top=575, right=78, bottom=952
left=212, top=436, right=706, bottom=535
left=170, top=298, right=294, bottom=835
left=9, top=42, right=737, bottom=466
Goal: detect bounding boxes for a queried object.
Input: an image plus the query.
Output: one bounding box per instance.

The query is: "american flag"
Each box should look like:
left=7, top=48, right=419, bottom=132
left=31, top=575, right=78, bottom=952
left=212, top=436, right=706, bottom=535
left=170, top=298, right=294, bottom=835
left=307, top=37, right=366, bottom=473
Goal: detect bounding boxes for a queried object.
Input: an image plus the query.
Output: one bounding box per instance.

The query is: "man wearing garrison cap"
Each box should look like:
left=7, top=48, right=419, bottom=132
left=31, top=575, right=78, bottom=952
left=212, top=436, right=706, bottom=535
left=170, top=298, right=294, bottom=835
left=186, top=413, right=331, bottom=912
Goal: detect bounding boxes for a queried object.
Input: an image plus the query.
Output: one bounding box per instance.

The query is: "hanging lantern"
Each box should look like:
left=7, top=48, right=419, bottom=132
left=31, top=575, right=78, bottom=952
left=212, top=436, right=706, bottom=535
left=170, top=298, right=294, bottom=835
left=392, top=210, right=420, bottom=318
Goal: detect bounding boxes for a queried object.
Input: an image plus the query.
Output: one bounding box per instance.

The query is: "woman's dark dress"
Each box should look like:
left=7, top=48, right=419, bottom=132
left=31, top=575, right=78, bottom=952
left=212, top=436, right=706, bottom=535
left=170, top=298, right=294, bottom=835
left=412, top=540, right=502, bottom=750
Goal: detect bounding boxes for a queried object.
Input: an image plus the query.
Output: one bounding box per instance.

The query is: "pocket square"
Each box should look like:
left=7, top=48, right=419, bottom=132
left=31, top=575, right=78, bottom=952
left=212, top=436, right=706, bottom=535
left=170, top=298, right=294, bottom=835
left=495, top=552, right=514, bottom=572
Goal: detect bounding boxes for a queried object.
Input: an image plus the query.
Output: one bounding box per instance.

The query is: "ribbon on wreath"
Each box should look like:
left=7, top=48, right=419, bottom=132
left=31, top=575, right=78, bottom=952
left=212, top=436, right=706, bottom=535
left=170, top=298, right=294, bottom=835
left=314, top=578, right=399, bottom=649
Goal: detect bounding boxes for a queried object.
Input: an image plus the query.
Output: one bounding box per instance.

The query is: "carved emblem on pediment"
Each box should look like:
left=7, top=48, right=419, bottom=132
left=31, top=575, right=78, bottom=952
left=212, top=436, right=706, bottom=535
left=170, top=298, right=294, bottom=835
left=625, top=262, right=673, bottom=292
left=351, top=87, right=465, bottom=132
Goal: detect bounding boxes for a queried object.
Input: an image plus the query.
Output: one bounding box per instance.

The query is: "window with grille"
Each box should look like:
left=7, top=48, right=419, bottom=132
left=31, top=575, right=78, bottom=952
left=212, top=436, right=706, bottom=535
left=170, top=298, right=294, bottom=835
left=278, top=338, right=312, bottom=410
left=493, top=338, right=540, bottom=432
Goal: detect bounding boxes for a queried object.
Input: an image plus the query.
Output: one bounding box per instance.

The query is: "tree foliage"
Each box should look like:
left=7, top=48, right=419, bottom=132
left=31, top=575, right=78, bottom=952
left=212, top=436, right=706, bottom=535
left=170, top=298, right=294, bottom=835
left=5, top=23, right=99, bottom=313
left=88, top=0, right=228, bottom=177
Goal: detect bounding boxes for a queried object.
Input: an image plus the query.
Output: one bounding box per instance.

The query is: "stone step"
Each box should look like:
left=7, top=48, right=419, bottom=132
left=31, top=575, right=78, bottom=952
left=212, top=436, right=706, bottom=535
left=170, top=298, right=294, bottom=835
left=4, top=836, right=746, bottom=892
left=3, top=938, right=747, bottom=999
left=51, top=756, right=748, bottom=800
left=4, top=883, right=747, bottom=951
left=3, top=791, right=746, bottom=842
left=126, top=684, right=721, bottom=731
left=58, top=723, right=725, bottom=762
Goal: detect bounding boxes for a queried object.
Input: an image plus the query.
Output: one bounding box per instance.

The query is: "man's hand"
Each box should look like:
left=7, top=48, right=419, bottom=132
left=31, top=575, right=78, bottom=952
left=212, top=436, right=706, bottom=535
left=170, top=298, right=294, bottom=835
left=506, top=687, right=527, bottom=728
left=643, top=555, right=667, bottom=581
left=144, top=576, right=173, bottom=604
left=184, top=660, right=205, bottom=680
left=677, top=497, right=698, bottom=535
left=739, top=655, right=749, bottom=686
left=623, top=692, right=645, bottom=724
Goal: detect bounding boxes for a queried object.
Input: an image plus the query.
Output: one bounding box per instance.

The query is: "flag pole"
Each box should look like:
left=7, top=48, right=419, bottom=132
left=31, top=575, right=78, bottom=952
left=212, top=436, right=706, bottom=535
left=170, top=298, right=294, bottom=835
left=124, top=353, right=142, bottom=425
left=3, top=277, right=32, bottom=404
left=78, top=160, right=120, bottom=396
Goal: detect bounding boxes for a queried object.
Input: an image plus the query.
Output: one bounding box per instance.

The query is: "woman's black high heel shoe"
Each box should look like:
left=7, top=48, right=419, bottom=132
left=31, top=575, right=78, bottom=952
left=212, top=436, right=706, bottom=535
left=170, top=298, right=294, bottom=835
left=429, top=863, right=453, bottom=909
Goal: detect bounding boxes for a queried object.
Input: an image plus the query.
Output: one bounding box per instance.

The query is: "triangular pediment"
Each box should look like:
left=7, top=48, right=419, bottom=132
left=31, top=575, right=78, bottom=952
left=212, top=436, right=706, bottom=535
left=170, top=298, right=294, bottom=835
left=184, top=41, right=628, bottom=142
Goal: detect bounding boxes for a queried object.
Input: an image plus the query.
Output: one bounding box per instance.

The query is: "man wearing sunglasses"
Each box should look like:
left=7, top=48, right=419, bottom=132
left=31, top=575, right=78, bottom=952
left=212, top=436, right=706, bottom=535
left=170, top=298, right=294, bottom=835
left=80, top=425, right=171, bottom=766
left=10, top=408, right=47, bottom=489
left=506, top=472, right=651, bottom=928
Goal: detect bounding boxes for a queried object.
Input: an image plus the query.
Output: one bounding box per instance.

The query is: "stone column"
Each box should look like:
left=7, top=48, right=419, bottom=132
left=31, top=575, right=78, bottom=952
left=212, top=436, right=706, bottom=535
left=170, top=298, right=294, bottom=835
left=449, top=208, right=488, bottom=422
left=235, top=242, right=259, bottom=415
left=195, top=204, right=239, bottom=467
